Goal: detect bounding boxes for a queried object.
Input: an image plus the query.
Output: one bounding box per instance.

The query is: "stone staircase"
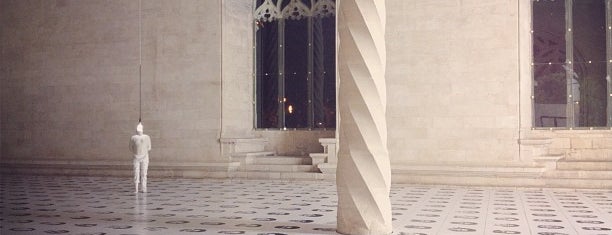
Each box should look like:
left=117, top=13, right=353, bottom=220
left=391, top=137, right=612, bottom=188
left=544, top=150, right=612, bottom=188
left=221, top=137, right=335, bottom=181
left=233, top=155, right=334, bottom=181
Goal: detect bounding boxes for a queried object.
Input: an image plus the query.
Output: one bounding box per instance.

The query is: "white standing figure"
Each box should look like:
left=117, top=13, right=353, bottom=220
left=129, top=122, right=151, bottom=193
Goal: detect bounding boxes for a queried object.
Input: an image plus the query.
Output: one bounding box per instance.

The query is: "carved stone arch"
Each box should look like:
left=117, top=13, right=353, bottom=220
left=281, top=0, right=311, bottom=20
left=255, top=0, right=280, bottom=22
left=312, top=0, right=335, bottom=18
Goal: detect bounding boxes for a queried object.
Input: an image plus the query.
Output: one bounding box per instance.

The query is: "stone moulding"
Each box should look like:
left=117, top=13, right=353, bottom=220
left=0, top=160, right=241, bottom=178
left=219, top=137, right=269, bottom=162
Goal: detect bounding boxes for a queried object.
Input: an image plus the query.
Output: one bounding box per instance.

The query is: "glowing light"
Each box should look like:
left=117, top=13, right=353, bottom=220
left=283, top=97, right=287, bottom=102
left=288, top=105, right=294, bottom=114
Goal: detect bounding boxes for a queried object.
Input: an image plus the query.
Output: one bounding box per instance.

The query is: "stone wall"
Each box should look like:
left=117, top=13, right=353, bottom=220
left=525, top=130, right=612, bottom=160
left=386, top=0, right=521, bottom=165
left=257, top=130, right=334, bottom=156
left=4, top=0, right=611, bottom=182
left=221, top=0, right=254, bottom=138
left=0, top=0, right=223, bottom=164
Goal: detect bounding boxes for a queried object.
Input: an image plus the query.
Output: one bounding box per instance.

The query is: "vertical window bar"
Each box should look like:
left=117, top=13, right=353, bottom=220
left=307, top=10, right=315, bottom=128
left=253, top=1, right=259, bottom=129
left=565, top=0, right=575, bottom=127
left=607, top=0, right=612, bottom=127
left=530, top=0, right=536, bottom=129
left=278, top=18, right=286, bottom=129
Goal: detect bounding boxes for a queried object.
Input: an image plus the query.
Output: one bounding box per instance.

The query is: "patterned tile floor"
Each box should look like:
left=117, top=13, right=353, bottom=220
left=2, top=176, right=612, bottom=235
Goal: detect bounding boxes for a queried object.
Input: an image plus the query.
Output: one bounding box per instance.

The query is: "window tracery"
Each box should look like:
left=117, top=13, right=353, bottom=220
left=281, top=0, right=311, bottom=20
left=254, top=0, right=280, bottom=22
left=312, top=0, right=335, bottom=18
left=254, top=0, right=336, bottom=21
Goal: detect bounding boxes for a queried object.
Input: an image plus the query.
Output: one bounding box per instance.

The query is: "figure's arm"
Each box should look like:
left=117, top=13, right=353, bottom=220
left=147, top=136, right=152, bottom=151
left=129, top=138, right=135, bottom=153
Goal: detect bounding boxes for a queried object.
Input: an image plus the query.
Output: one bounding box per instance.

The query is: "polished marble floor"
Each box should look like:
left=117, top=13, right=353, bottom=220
left=2, top=175, right=612, bottom=235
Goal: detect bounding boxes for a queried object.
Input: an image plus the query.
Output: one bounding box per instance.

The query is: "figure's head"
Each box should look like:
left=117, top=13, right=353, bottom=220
left=136, top=122, right=143, bottom=135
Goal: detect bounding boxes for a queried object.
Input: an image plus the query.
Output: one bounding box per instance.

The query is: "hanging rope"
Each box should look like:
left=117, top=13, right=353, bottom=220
left=138, top=0, right=142, bottom=123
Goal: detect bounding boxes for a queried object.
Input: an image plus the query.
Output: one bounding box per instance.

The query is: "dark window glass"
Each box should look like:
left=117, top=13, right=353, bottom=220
left=256, top=19, right=280, bottom=128
left=313, top=16, right=336, bottom=128
left=533, top=0, right=568, bottom=127
left=533, top=0, right=566, bottom=64
left=284, top=18, right=309, bottom=128
left=572, top=0, right=607, bottom=127
left=534, top=64, right=568, bottom=127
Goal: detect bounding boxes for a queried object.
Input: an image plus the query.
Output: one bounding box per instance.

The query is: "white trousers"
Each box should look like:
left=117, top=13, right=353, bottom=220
left=133, top=155, right=149, bottom=190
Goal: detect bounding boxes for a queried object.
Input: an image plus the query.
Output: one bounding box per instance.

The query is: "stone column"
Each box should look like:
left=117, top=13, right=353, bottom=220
left=336, top=0, right=392, bottom=234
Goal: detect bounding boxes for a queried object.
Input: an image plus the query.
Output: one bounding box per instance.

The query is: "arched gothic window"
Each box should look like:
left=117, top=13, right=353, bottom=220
left=255, top=0, right=336, bottom=129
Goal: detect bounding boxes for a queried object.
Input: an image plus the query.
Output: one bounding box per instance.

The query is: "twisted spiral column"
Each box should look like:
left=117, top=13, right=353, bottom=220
left=336, top=0, right=391, bottom=234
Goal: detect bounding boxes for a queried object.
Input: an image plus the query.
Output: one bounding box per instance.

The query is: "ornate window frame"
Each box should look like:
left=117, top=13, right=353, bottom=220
left=253, top=0, right=337, bottom=130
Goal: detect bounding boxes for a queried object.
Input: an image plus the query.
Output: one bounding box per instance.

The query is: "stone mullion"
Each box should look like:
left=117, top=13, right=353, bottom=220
left=278, top=18, right=286, bottom=129
left=565, top=0, right=575, bottom=127
left=308, top=14, right=314, bottom=128
left=607, top=0, right=612, bottom=126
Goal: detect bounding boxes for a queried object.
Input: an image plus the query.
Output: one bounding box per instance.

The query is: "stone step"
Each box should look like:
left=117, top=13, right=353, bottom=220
left=556, top=161, right=612, bottom=171
left=231, top=151, right=275, bottom=165
left=392, top=165, right=545, bottom=178
left=309, top=153, right=327, bottom=158
left=254, top=156, right=311, bottom=165
left=392, top=174, right=545, bottom=187
left=232, top=171, right=335, bottom=181
left=239, top=164, right=316, bottom=172
left=563, top=150, right=612, bottom=161
left=309, top=153, right=328, bottom=166
left=544, top=170, right=612, bottom=179
left=231, top=151, right=275, bottom=158
left=390, top=164, right=547, bottom=187
left=545, top=178, right=612, bottom=189
left=220, top=137, right=268, bottom=153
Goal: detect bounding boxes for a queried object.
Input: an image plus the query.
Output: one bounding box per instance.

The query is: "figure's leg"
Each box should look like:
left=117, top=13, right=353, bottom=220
left=141, top=156, right=149, bottom=193
left=133, top=158, right=140, bottom=193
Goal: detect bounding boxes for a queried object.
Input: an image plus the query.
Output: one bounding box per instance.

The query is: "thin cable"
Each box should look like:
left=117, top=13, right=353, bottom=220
left=139, top=0, right=142, bottom=123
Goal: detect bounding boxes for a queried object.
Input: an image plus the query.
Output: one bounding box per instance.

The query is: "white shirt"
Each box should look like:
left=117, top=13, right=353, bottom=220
left=130, top=134, right=151, bottom=158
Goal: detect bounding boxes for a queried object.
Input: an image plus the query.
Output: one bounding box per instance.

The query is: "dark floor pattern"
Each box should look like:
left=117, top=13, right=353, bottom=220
left=1, top=175, right=612, bottom=234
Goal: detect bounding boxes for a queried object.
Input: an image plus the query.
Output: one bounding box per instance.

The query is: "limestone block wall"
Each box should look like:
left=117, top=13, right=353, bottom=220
left=221, top=0, right=254, bottom=138
left=6, top=0, right=611, bottom=180
left=0, top=0, right=223, bottom=164
left=386, top=0, right=521, bottom=165
left=525, top=130, right=612, bottom=160
left=257, top=130, right=334, bottom=156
